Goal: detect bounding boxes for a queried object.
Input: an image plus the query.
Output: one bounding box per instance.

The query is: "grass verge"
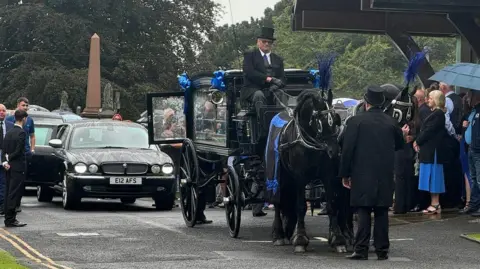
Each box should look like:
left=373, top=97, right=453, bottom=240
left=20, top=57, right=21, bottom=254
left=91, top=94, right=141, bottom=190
left=0, top=250, right=29, bottom=269
left=460, top=233, right=480, bottom=244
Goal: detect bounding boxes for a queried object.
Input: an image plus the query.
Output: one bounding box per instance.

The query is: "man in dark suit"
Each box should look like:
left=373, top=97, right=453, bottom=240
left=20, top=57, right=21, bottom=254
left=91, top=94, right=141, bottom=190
left=242, top=26, right=285, bottom=128
left=0, top=104, right=14, bottom=215
left=340, top=86, right=409, bottom=260
left=242, top=26, right=285, bottom=217
left=2, top=110, right=28, bottom=227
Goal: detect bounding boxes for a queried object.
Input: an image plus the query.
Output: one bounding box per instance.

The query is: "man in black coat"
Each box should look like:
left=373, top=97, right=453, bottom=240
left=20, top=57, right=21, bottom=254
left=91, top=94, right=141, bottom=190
left=340, top=86, right=408, bottom=260
left=242, top=26, right=285, bottom=217
left=2, top=110, right=28, bottom=227
left=242, top=26, right=285, bottom=133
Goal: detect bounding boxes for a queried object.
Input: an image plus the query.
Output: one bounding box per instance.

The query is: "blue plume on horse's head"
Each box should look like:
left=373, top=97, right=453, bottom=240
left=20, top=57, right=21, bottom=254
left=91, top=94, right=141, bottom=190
left=404, top=49, right=428, bottom=86
left=316, top=52, right=337, bottom=90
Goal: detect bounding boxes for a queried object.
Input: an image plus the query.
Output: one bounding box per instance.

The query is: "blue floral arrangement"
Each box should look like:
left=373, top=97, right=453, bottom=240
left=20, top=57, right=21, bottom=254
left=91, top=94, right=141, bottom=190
left=210, top=70, right=226, bottom=92
left=177, top=72, right=191, bottom=114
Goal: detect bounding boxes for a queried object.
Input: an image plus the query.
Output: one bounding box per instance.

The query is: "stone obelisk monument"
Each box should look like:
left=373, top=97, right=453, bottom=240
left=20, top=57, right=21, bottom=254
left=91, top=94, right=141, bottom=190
left=82, top=33, right=102, bottom=118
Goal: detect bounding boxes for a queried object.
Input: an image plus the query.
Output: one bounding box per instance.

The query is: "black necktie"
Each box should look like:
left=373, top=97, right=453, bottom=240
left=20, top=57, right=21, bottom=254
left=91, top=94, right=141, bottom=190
left=0, top=121, right=4, bottom=148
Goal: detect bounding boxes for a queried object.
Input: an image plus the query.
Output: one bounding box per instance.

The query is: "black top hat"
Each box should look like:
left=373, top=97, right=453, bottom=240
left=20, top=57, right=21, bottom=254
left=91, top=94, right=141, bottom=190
left=363, top=85, right=385, bottom=107
left=257, top=27, right=276, bottom=41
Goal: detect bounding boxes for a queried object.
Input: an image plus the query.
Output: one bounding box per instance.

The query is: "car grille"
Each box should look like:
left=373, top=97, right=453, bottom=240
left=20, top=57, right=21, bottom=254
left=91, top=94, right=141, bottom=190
left=101, top=163, right=148, bottom=175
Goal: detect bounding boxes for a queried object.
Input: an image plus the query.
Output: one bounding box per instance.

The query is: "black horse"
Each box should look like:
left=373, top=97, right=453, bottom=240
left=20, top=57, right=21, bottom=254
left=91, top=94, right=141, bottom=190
left=350, top=84, right=418, bottom=127
left=265, top=89, right=352, bottom=253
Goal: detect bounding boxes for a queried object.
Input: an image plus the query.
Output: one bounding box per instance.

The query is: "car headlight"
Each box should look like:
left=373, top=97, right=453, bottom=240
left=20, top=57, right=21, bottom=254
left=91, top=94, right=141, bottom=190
left=74, top=163, right=87, bottom=174
left=151, top=165, right=161, bottom=174
left=161, top=164, right=174, bottom=175
left=88, top=164, right=98, bottom=173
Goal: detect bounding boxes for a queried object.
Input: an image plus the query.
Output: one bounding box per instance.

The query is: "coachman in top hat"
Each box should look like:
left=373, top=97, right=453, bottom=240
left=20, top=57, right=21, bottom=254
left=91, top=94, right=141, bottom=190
left=242, top=26, right=285, bottom=133
left=242, top=27, right=285, bottom=217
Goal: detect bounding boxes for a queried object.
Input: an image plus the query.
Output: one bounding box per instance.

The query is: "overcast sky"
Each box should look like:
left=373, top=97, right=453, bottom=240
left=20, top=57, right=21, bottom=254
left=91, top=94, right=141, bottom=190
left=213, top=0, right=279, bottom=25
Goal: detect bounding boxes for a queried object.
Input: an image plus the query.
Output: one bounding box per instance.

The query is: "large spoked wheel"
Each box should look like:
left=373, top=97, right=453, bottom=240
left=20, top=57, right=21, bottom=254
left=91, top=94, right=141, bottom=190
left=178, top=139, right=200, bottom=228
left=225, top=165, right=242, bottom=238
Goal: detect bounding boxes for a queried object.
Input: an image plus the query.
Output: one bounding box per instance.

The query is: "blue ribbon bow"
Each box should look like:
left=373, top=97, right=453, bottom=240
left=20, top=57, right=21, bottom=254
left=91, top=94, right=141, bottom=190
left=309, top=69, right=320, bottom=88
left=178, top=72, right=191, bottom=114
left=210, top=70, right=226, bottom=92
left=266, top=179, right=279, bottom=195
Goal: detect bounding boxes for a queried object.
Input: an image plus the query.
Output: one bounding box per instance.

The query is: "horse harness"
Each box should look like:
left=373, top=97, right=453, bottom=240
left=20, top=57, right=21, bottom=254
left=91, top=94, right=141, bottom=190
left=384, top=90, right=413, bottom=124
left=274, top=94, right=337, bottom=154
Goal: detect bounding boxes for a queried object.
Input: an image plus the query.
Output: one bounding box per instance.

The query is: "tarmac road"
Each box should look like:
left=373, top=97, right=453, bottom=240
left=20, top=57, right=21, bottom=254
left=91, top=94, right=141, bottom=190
left=0, top=194, right=480, bottom=269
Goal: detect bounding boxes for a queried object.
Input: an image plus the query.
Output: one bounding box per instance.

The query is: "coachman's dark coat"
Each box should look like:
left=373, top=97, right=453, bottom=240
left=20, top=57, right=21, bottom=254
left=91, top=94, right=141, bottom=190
left=339, top=107, right=404, bottom=207
left=242, top=49, right=285, bottom=101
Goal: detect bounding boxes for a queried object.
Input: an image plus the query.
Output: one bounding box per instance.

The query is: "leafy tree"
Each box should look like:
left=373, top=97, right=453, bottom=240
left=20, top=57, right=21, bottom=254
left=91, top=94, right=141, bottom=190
left=0, top=0, right=219, bottom=119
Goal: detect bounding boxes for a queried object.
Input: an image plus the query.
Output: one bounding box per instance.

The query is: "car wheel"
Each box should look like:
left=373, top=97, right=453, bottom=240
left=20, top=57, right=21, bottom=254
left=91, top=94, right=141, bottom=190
left=154, top=193, right=175, bottom=211
left=37, top=185, right=54, bottom=202
left=120, top=198, right=136, bottom=204
left=62, top=176, right=81, bottom=210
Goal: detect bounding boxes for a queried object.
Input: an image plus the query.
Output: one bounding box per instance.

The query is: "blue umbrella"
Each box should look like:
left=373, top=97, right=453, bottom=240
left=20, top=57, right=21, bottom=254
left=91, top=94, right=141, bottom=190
left=429, top=63, right=480, bottom=91
left=332, top=98, right=359, bottom=108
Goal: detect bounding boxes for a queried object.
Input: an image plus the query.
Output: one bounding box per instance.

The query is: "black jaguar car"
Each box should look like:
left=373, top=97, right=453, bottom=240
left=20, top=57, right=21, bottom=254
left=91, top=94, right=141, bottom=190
left=40, top=120, right=176, bottom=210
left=26, top=111, right=64, bottom=187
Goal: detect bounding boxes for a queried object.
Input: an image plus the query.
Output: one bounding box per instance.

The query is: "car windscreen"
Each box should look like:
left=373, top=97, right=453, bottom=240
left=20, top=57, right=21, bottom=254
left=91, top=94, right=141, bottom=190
left=35, top=126, right=55, bottom=146
left=70, top=125, right=150, bottom=149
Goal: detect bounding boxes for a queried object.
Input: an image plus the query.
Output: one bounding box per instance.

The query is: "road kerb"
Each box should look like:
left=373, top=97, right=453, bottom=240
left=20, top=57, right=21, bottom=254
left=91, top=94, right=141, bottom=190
left=0, top=228, right=72, bottom=269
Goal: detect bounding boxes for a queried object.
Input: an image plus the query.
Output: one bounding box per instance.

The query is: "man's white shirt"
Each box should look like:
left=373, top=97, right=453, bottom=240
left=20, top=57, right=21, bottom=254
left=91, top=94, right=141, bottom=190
left=259, top=49, right=271, bottom=65
left=445, top=91, right=454, bottom=115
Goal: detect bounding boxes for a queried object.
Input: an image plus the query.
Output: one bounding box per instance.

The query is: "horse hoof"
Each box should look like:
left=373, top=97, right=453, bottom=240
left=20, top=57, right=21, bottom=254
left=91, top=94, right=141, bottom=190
left=294, top=245, right=306, bottom=253
left=273, top=239, right=285, bottom=246
left=335, top=245, right=347, bottom=253
left=284, top=238, right=292, bottom=245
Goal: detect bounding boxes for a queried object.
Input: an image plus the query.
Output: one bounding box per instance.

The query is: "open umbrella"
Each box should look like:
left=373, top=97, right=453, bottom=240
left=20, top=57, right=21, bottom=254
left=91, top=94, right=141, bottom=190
left=332, top=98, right=359, bottom=108
left=429, top=63, right=480, bottom=91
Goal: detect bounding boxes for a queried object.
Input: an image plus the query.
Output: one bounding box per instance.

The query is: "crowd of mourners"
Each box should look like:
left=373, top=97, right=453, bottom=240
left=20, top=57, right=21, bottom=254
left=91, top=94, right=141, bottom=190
left=392, top=82, right=480, bottom=216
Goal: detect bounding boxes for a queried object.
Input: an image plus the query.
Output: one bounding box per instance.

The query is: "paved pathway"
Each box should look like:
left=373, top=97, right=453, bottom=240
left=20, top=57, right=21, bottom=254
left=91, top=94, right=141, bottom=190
left=0, top=194, right=479, bottom=269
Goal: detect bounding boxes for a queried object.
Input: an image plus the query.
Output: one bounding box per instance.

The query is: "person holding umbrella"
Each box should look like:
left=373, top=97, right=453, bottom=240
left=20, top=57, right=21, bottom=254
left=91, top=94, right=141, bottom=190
left=430, top=63, right=480, bottom=211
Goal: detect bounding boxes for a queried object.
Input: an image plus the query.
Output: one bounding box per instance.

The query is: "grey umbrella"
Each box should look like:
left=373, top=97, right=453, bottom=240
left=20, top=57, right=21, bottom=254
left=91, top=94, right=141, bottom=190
left=429, top=63, right=480, bottom=90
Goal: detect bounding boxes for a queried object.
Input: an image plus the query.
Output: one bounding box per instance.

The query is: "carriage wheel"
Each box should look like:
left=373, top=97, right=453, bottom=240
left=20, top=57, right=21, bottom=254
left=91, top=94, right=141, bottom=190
left=224, top=165, right=242, bottom=238
left=178, top=139, right=200, bottom=228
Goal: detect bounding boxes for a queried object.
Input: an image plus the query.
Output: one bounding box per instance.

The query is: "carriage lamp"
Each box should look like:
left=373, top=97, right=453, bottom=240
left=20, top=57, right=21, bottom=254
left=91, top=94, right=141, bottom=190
left=151, top=165, right=161, bottom=174
left=161, top=164, right=174, bottom=175
left=88, top=164, right=99, bottom=173
left=74, top=163, right=87, bottom=174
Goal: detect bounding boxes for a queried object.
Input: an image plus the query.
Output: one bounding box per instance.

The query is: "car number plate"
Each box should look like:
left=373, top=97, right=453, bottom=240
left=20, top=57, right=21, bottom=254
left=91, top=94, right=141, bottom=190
left=110, top=177, right=142, bottom=185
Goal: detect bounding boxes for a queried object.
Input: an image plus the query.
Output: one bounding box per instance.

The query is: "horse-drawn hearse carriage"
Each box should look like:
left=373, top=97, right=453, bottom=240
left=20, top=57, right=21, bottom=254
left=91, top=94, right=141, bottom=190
left=145, top=47, right=424, bottom=253
left=147, top=68, right=338, bottom=226
left=145, top=63, right=359, bottom=253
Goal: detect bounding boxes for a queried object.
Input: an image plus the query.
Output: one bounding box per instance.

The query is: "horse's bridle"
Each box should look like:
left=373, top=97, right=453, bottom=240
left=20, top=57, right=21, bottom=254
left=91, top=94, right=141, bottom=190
left=383, top=88, right=413, bottom=124
left=272, top=90, right=338, bottom=154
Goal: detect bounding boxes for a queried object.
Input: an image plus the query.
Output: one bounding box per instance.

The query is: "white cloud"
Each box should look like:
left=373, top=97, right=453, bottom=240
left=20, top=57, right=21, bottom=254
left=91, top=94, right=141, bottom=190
left=213, top=0, right=279, bottom=26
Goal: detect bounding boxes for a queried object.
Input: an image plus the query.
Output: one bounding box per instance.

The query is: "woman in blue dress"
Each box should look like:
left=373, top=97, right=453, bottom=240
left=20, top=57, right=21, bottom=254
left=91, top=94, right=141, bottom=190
left=413, top=90, right=450, bottom=214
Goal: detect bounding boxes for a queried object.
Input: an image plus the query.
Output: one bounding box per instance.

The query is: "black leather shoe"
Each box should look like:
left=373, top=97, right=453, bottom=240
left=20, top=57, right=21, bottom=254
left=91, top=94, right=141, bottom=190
left=253, top=211, right=267, bottom=217
left=470, top=208, right=480, bottom=217
left=5, top=221, right=27, bottom=227
left=346, top=252, right=368, bottom=260
left=459, top=206, right=472, bottom=214
left=196, top=219, right=213, bottom=225
left=377, top=254, right=389, bottom=260
left=409, top=205, right=421, bottom=212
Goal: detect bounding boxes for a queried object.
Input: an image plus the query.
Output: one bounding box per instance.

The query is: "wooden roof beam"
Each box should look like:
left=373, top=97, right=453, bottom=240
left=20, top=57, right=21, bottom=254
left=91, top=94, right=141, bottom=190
left=294, top=10, right=457, bottom=36
left=369, top=0, right=480, bottom=13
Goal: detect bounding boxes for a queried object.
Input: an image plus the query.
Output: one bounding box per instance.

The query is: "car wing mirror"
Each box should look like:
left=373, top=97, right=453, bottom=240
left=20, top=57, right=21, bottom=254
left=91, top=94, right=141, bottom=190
left=48, top=139, right=63, bottom=149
